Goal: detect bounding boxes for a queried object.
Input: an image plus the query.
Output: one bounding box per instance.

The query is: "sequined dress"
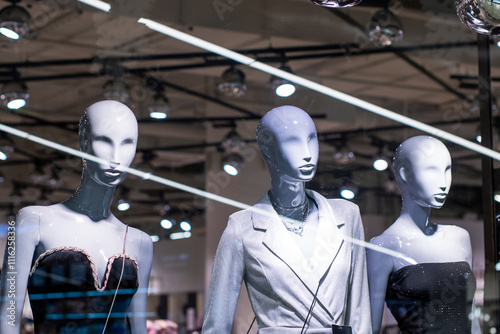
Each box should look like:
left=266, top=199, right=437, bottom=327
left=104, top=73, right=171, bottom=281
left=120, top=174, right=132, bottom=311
left=27, top=231, right=138, bottom=334
left=385, top=261, right=476, bottom=334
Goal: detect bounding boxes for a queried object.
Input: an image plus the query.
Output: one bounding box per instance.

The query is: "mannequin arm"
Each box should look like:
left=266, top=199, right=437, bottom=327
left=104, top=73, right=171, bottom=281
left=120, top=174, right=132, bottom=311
left=202, top=216, right=245, bottom=334
left=366, top=237, right=393, bottom=334
left=345, top=209, right=372, bottom=334
left=0, top=208, right=40, bottom=334
left=129, top=232, right=153, bottom=334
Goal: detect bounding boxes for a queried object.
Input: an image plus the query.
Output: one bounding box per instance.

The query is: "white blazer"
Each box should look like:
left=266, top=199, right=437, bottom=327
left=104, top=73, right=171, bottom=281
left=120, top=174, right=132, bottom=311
left=202, top=190, right=372, bottom=334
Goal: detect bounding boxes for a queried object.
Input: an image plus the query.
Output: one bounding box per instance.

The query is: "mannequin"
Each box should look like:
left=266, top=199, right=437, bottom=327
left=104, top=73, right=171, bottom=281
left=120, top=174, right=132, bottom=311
left=0, top=100, right=153, bottom=334
left=202, top=105, right=371, bottom=334
left=367, top=136, right=479, bottom=334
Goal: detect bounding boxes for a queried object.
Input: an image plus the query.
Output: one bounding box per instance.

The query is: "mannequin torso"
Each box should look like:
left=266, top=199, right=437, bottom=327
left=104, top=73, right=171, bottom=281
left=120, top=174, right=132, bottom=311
left=0, top=101, right=153, bottom=334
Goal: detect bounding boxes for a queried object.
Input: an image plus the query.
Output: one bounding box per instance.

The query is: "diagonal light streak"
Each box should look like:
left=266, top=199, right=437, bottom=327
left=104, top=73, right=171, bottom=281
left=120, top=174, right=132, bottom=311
left=0, top=122, right=415, bottom=263
left=137, top=18, right=500, bottom=162
left=77, top=0, right=111, bottom=12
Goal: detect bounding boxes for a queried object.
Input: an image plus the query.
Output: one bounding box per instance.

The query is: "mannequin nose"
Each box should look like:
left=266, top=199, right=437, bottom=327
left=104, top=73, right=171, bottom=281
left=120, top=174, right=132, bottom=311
left=440, top=186, right=446, bottom=191
left=304, top=157, right=311, bottom=162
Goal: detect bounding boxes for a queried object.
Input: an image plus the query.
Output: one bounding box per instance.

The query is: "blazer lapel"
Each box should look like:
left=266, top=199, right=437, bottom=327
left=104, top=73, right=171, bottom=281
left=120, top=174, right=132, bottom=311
left=308, top=190, right=345, bottom=282
left=251, top=191, right=346, bottom=297
left=252, top=194, right=319, bottom=294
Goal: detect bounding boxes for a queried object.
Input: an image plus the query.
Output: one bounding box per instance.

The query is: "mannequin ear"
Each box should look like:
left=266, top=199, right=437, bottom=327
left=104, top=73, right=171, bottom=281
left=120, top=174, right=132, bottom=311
left=399, top=167, right=408, bottom=183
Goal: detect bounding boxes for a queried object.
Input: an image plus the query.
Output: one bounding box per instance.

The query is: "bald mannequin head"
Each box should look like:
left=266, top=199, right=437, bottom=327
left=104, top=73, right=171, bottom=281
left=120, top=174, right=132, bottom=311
left=256, top=105, right=318, bottom=182
left=393, top=135, right=452, bottom=208
left=79, top=100, right=138, bottom=187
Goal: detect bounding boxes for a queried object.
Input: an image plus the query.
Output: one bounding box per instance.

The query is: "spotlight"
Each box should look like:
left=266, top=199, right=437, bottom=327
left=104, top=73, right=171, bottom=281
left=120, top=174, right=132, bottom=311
left=147, top=89, right=170, bottom=119
left=456, top=0, right=500, bottom=35
left=151, top=235, right=160, bottom=242
left=221, top=130, right=246, bottom=153
left=270, top=65, right=296, bottom=97
left=0, top=136, right=14, bottom=161
left=103, top=77, right=129, bottom=103
left=494, top=191, right=500, bottom=203
left=308, top=0, right=361, bottom=7
left=0, top=5, right=30, bottom=40
left=222, top=153, right=244, bottom=176
left=161, top=218, right=174, bottom=229
left=340, top=183, right=358, bottom=200
left=217, top=66, right=247, bottom=97
left=333, top=146, right=355, bottom=165
left=117, top=198, right=130, bottom=211
left=170, top=231, right=192, bottom=240
left=368, top=9, right=403, bottom=47
left=1, top=81, right=29, bottom=110
left=180, top=220, right=191, bottom=232
left=373, top=157, right=389, bottom=171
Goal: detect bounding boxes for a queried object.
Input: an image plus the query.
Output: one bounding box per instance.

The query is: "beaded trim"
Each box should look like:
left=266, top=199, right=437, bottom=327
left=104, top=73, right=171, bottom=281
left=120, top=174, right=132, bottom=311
left=29, top=246, right=139, bottom=291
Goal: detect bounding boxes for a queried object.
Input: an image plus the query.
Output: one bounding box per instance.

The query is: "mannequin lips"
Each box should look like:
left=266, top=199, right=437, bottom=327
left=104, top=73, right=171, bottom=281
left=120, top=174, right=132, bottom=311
left=299, top=164, right=315, bottom=175
left=434, top=193, right=447, bottom=203
left=104, top=170, right=122, bottom=178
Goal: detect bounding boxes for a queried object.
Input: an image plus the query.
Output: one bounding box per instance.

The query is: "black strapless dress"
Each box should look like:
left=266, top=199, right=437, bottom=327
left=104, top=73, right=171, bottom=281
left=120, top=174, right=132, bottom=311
left=385, top=261, right=476, bottom=334
left=28, top=246, right=139, bottom=334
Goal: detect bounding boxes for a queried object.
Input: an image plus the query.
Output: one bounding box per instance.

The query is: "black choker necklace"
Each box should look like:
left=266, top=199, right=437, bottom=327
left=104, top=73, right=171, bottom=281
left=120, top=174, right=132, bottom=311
left=269, top=192, right=310, bottom=236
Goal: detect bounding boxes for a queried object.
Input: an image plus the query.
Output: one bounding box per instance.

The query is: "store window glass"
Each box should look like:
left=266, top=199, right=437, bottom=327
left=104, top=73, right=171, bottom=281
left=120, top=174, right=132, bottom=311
left=0, top=1, right=498, bottom=333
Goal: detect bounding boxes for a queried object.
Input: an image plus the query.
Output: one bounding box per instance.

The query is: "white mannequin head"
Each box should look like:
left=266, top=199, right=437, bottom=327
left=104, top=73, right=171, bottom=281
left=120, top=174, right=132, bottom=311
left=256, top=105, right=318, bottom=183
left=79, top=100, right=138, bottom=187
left=393, top=135, right=451, bottom=208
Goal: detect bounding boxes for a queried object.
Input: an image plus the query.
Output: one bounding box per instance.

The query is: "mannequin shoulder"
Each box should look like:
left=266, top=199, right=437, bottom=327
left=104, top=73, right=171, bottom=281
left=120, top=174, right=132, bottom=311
left=126, top=226, right=153, bottom=258
left=369, top=230, right=402, bottom=250
left=438, top=224, right=471, bottom=243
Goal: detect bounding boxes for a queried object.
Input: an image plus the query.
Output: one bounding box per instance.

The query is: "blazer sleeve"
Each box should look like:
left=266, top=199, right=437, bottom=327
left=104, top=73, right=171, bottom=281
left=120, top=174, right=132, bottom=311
left=345, top=206, right=372, bottom=334
left=202, top=215, right=246, bottom=334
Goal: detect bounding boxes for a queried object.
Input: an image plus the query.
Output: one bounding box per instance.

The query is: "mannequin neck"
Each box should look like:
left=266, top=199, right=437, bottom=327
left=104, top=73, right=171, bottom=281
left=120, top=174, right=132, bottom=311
left=400, top=195, right=433, bottom=234
left=269, top=175, right=307, bottom=208
left=63, top=172, right=116, bottom=222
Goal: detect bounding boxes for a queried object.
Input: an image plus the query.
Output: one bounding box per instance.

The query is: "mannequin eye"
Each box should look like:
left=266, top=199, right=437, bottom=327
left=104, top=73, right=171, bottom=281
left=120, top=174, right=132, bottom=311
left=122, top=138, right=136, bottom=145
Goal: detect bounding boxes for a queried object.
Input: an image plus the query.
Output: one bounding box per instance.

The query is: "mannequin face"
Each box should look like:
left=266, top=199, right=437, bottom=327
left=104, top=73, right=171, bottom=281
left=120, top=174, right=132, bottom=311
left=81, top=101, right=138, bottom=187
left=400, top=138, right=452, bottom=208
left=259, top=106, right=319, bottom=182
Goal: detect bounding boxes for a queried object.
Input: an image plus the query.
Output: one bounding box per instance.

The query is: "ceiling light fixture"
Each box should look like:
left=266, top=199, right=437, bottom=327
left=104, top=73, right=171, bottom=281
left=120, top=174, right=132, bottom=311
left=0, top=4, right=30, bottom=40
left=117, top=188, right=131, bottom=211
left=333, top=145, right=355, bottom=165
left=221, top=130, right=246, bottom=153
left=217, top=66, right=247, bottom=97
left=1, top=80, right=29, bottom=110
left=222, top=153, right=244, bottom=176
left=340, top=183, right=358, bottom=200
left=308, top=0, right=361, bottom=8
left=270, top=65, right=296, bottom=97
left=77, top=0, right=111, bottom=12
left=0, top=136, right=14, bottom=161
left=457, top=0, right=500, bottom=35
left=170, top=231, right=192, bottom=240
left=136, top=18, right=500, bottom=162
left=151, top=235, right=160, bottom=242
left=180, top=220, right=192, bottom=232
left=161, top=218, right=174, bottom=229
left=147, top=88, right=171, bottom=119
left=373, top=157, right=389, bottom=171
left=368, top=9, right=403, bottom=47
left=103, top=76, right=129, bottom=103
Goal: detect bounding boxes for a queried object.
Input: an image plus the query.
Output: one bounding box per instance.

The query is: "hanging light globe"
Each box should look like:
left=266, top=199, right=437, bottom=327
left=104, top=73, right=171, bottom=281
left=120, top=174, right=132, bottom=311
left=0, top=5, right=31, bottom=40
left=308, top=0, right=362, bottom=8
left=456, top=0, right=500, bottom=35
left=368, top=9, right=404, bottom=47
left=217, top=67, right=247, bottom=98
